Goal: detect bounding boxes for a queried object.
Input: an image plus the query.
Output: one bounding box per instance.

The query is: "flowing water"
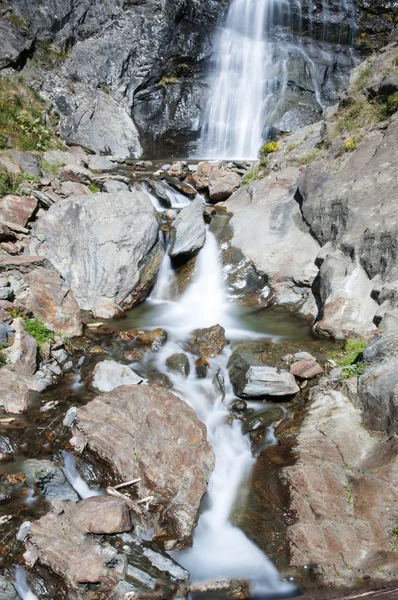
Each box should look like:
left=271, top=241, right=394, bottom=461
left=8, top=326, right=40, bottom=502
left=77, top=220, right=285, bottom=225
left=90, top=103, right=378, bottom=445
left=198, top=0, right=356, bottom=159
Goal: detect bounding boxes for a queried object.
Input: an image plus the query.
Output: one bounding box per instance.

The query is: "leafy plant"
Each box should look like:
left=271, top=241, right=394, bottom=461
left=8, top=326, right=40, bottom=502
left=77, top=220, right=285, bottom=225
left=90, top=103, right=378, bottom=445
left=385, top=92, right=398, bottom=116
left=261, top=140, right=279, bottom=154
left=40, top=158, right=63, bottom=175
left=23, top=318, right=54, bottom=347
left=354, top=66, right=372, bottom=92
left=344, top=136, right=358, bottom=152
left=88, top=183, right=101, bottom=193
left=297, top=149, right=320, bottom=166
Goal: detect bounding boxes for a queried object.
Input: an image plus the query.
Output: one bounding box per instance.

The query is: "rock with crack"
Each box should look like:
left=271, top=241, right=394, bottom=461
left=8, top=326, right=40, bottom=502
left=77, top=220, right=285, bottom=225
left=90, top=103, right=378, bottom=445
left=24, top=498, right=131, bottom=597
left=70, top=384, right=215, bottom=549
left=28, top=192, right=162, bottom=318
left=0, top=195, right=37, bottom=227
left=0, top=255, right=82, bottom=337
left=283, top=385, right=398, bottom=586
left=168, top=197, right=206, bottom=259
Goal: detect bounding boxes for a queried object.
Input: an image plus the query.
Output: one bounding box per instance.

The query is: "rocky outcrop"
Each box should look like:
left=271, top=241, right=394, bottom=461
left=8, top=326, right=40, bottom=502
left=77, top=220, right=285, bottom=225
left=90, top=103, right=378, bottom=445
left=71, top=384, right=215, bottom=549
left=168, top=197, right=206, bottom=259
left=283, top=385, right=398, bottom=586
left=358, top=333, right=398, bottom=434
left=28, top=191, right=162, bottom=318
left=0, top=255, right=82, bottom=337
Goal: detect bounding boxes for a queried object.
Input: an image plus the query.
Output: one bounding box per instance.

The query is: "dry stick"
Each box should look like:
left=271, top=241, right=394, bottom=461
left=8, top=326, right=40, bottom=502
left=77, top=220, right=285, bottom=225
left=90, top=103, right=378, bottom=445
left=106, top=486, right=143, bottom=516
left=136, top=495, right=154, bottom=511
left=114, top=478, right=141, bottom=490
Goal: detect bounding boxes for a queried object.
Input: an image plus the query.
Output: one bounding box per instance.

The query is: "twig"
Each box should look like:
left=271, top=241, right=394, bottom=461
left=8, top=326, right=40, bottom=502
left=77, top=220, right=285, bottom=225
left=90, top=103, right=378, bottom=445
left=136, top=495, right=153, bottom=510
left=114, top=478, right=141, bottom=490
left=106, top=486, right=143, bottom=516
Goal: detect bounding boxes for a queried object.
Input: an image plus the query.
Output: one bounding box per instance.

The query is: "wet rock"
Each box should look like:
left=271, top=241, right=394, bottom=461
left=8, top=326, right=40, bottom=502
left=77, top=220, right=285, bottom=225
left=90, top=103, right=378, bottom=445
left=134, top=328, right=168, bottom=351
left=0, top=367, right=31, bottom=413
left=26, top=500, right=128, bottom=594
left=102, top=180, right=130, bottom=193
left=92, top=360, right=147, bottom=392
left=191, top=324, right=226, bottom=358
left=0, top=256, right=82, bottom=338
left=230, top=399, right=247, bottom=413
left=71, top=384, right=215, bottom=549
left=166, top=353, right=190, bottom=378
left=229, top=348, right=299, bottom=398
left=0, top=195, right=37, bottom=228
left=0, top=574, right=17, bottom=600
left=195, top=356, right=210, bottom=378
left=28, top=192, right=161, bottom=318
left=148, top=372, right=173, bottom=389
left=293, top=351, right=316, bottom=362
left=358, top=333, right=398, bottom=434
left=242, top=406, right=284, bottom=433
left=25, top=459, right=79, bottom=504
left=284, top=386, right=398, bottom=585
left=124, top=348, right=146, bottom=362
left=168, top=197, right=206, bottom=259
left=167, top=177, right=197, bottom=199
left=290, top=359, right=323, bottom=379
left=146, top=180, right=172, bottom=208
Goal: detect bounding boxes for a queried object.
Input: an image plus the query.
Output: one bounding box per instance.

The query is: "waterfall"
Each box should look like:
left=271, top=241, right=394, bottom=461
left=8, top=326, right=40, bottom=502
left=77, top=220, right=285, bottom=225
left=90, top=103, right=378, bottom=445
left=198, top=0, right=356, bottom=160
left=62, top=451, right=102, bottom=500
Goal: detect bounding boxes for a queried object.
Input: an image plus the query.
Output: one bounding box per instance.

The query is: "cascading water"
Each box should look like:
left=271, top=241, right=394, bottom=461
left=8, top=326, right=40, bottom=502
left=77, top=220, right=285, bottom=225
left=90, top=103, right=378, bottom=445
left=198, top=0, right=356, bottom=160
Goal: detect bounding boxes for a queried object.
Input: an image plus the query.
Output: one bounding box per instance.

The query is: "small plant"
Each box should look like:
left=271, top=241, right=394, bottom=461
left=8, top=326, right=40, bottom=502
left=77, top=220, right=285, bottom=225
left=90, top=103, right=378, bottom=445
left=287, top=142, right=299, bottom=152
left=40, top=158, right=63, bottom=175
left=24, top=318, right=54, bottom=347
left=393, top=55, right=398, bottom=66
left=385, top=92, right=398, bottom=116
left=160, top=76, right=179, bottom=88
left=345, top=481, right=353, bottom=505
left=261, top=140, right=279, bottom=154
left=242, top=165, right=266, bottom=185
left=354, top=66, right=372, bottom=92
left=344, top=136, right=358, bottom=152
left=297, top=149, right=319, bottom=166
left=331, top=339, right=368, bottom=379
left=30, top=41, right=70, bottom=70
left=392, top=526, right=398, bottom=537
left=88, top=183, right=101, bottom=193
left=0, top=170, right=13, bottom=196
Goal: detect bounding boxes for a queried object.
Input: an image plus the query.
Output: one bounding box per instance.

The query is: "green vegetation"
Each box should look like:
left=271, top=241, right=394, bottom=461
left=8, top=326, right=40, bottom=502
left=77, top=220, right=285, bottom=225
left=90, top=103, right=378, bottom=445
left=242, top=164, right=265, bottom=185
left=160, top=76, right=179, bottom=88
left=334, top=99, right=386, bottom=137
left=287, top=142, right=299, bottom=152
left=0, top=78, right=58, bottom=151
left=345, top=481, right=353, bottom=505
left=30, top=41, right=70, bottom=70
left=0, top=168, right=40, bottom=196
left=354, top=66, right=373, bottom=92
left=88, top=183, right=101, bottom=193
left=330, top=339, right=368, bottom=379
left=385, top=92, right=398, bottom=116
left=393, top=56, right=398, bottom=66
left=24, top=317, right=54, bottom=347
left=0, top=341, right=8, bottom=368
left=260, top=140, right=279, bottom=154
left=392, top=526, right=398, bottom=537
left=39, top=158, right=63, bottom=175
left=296, top=149, right=320, bottom=166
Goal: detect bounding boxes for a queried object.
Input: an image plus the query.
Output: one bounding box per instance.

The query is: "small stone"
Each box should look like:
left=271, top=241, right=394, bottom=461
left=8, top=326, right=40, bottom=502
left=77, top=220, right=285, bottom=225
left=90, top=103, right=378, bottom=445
left=191, top=324, right=226, bottom=358
left=166, top=353, right=190, bottom=377
left=290, top=359, right=323, bottom=379
left=292, top=351, right=316, bottom=362
left=195, top=356, right=210, bottom=378
left=230, top=400, right=247, bottom=413
left=124, top=348, right=146, bottom=362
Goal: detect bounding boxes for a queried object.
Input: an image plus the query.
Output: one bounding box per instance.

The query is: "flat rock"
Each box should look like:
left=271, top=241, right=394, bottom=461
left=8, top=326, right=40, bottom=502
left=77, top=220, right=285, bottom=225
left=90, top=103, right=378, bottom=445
left=42, top=149, right=85, bottom=168
left=290, top=359, right=323, bottom=379
left=28, top=192, right=161, bottom=318
left=0, top=195, right=37, bottom=227
left=7, top=151, right=41, bottom=177
left=71, top=496, right=132, bottom=534
left=59, top=164, right=92, bottom=184
left=71, top=384, right=215, bottom=549
left=102, top=180, right=129, bottom=193
left=87, top=155, right=115, bottom=172
left=168, top=197, right=206, bottom=259
left=60, top=181, right=91, bottom=197
left=92, top=360, right=147, bottom=392
left=25, top=459, right=79, bottom=504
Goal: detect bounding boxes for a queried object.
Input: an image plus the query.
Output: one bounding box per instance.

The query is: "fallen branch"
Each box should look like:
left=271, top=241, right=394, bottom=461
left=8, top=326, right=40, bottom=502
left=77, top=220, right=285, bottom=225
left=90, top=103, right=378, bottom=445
left=114, top=478, right=141, bottom=490
left=106, top=486, right=143, bottom=516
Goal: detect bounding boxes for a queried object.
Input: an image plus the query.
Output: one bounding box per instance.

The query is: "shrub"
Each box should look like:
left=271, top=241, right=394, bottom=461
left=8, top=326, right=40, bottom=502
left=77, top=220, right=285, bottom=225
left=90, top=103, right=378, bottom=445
left=385, top=92, right=398, bottom=116
left=88, top=183, right=101, bottom=193
left=30, top=41, right=70, bottom=70
left=344, top=136, right=358, bottom=152
left=334, top=99, right=385, bottom=135
left=24, top=318, right=54, bottom=346
left=0, top=170, right=13, bottom=196
left=333, top=339, right=368, bottom=379
left=393, top=56, right=398, bottom=66
left=261, top=141, right=279, bottom=154
left=354, top=66, right=373, bottom=92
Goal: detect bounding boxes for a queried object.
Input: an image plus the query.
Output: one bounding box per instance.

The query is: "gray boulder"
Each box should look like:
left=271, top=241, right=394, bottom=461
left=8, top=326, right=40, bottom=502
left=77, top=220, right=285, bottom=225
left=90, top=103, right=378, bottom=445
left=102, top=180, right=130, bottom=193
left=0, top=18, right=30, bottom=70
left=166, top=353, right=190, bottom=378
left=0, top=574, right=17, bottom=600
left=28, top=191, right=162, bottom=318
left=92, top=360, right=147, bottom=392
left=229, top=348, right=299, bottom=398
left=25, top=459, right=79, bottom=503
left=168, top=197, right=206, bottom=259
left=71, top=384, right=215, bottom=549
left=358, top=333, right=398, bottom=434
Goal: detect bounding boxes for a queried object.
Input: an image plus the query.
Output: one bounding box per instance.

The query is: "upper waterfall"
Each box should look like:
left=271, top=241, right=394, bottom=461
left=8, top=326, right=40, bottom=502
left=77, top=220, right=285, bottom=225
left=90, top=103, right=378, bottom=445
left=198, top=0, right=356, bottom=160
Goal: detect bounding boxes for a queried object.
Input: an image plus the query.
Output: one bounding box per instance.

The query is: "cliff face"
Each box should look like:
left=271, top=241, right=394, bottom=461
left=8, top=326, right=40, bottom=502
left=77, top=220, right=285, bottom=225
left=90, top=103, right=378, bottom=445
left=0, top=0, right=397, bottom=158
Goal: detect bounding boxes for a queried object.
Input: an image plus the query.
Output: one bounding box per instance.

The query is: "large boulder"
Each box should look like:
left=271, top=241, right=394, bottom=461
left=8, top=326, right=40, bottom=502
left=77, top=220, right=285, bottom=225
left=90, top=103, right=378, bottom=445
left=0, top=18, right=30, bottom=70
left=71, top=384, right=215, bottom=549
left=190, top=162, right=241, bottom=201
left=223, top=167, right=319, bottom=311
left=0, top=256, right=82, bottom=337
left=168, top=197, right=206, bottom=259
left=28, top=192, right=162, bottom=318
left=358, top=333, right=398, bottom=434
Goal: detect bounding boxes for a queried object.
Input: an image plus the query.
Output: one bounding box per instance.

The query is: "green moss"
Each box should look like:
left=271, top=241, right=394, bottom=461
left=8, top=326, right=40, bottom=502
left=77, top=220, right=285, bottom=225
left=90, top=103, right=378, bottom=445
left=296, top=149, right=320, bottom=165
left=23, top=318, right=54, bottom=347
left=331, top=339, right=368, bottom=379
left=0, top=78, right=58, bottom=151
left=88, top=183, right=101, bottom=193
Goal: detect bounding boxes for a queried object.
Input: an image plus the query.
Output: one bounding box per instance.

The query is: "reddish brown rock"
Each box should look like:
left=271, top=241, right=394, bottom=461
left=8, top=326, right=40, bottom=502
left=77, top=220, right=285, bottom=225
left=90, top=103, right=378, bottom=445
left=0, top=195, right=37, bottom=227
left=0, top=366, right=31, bottom=413
left=71, top=496, right=132, bottom=534
left=290, top=359, right=323, bottom=379
left=190, top=161, right=241, bottom=202
left=191, top=324, right=226, bottom=358
left=59, top=164, right=92, bottom=184
left=72, top=384, right=215, bottom=549
left=60, top=181, right=91, bottom=197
